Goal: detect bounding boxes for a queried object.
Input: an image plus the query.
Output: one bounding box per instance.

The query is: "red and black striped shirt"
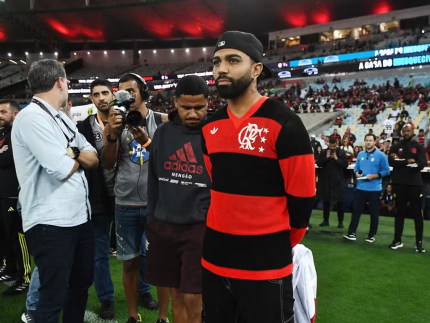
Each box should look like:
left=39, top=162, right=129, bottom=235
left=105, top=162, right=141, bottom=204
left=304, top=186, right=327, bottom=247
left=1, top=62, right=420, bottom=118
left=201, top=97, right=315, bottom=280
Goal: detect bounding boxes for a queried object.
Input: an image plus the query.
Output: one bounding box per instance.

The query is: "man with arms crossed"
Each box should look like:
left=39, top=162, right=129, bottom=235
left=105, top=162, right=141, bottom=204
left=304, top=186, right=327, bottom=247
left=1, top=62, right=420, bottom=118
left=201, top=31, right=315, bottom=323
left=12, top=59, right=98, bottom=323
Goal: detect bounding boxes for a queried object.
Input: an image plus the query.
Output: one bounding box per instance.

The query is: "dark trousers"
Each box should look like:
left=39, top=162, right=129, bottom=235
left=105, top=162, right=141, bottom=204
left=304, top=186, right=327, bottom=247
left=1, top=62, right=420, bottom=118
left=348, top=190, right=381, bottom=236
left=393, top=185, right=424, bottom=243
left=26, top=221, right=94, bottom=323
left=323, top=199, right=344, bottom=223
left=0, top=198, right=31, bottom=281
left=202, top=268, right=295, bottom=323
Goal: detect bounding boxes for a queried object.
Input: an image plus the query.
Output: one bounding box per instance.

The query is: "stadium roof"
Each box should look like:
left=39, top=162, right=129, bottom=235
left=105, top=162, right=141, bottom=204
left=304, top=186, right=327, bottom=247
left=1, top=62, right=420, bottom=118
left=0, top=0, right=429, bottom=46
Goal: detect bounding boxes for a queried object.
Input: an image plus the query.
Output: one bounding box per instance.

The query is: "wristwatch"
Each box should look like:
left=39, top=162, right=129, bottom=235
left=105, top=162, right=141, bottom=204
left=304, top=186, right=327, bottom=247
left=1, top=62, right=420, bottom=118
left=70, top=147, right=81, bottom=160
left=107, top=134, right=117, bottom=143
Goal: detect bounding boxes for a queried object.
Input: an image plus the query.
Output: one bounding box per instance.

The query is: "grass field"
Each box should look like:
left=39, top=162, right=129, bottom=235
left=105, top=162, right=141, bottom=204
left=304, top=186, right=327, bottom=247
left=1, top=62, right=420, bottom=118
left=1, top=210, right=429, bottom=323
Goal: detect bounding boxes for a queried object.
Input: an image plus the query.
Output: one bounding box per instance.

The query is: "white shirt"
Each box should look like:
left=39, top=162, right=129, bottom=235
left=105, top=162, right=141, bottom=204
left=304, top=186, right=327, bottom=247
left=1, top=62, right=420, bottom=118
left=12, top=97, right=96, bottom=232
left=390, top=110, right=400, bottom=118
left=383, top=119, right=395, bottom=135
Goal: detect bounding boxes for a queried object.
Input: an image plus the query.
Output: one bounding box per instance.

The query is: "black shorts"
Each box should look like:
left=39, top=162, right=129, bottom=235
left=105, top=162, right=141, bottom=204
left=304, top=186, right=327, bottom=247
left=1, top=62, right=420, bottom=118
left=202, top=268, right=295, bottom=323
left=146, top=219, right=206, bottom=294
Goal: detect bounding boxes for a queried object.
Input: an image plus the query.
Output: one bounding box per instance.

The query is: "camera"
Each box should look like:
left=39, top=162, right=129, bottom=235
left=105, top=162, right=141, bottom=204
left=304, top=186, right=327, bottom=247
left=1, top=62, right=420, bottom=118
left=114, top=90, right=144, bottom=128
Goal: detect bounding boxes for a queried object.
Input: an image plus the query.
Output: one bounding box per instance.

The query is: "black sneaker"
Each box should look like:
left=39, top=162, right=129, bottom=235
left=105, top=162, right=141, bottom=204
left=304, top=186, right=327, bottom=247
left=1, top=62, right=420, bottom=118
left=0, top=265, right=6, bottom=275
left=21, top=309, right=36, bottom=323
left=319, top=221, right=329, bottom=227
left=337, top=222, right=344, bottom=229
left=0, top=271, right=18, bottom=283
left=365, top=235, right=376, bottom=243
left=155, top=319, right=169, bottom=323
left=139, top=292, right=159, bottom=311
left=416, top=241, right=425, bottom=253
left=389, top=241, right=403, bottom=250
left=3, top=278, right=29, bottom=296
left=100, top=299, right=114, bottom=320
left=343, top=233, right=356, bottom=241
left=127, top=314, right=142, bottom=323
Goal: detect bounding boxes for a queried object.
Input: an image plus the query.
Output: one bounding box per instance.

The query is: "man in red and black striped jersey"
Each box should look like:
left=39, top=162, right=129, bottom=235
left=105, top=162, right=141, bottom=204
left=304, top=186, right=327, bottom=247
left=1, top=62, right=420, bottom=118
left=201, top=31, right=316, bottom=323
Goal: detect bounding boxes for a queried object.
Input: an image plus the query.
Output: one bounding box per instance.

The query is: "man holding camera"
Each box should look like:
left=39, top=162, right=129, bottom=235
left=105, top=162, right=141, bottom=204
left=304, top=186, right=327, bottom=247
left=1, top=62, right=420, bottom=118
left=317, top=137, right=348, bottom=228
left=12, top=59, right=99, bottom=323
left=102, top=73, right=168, bottom=323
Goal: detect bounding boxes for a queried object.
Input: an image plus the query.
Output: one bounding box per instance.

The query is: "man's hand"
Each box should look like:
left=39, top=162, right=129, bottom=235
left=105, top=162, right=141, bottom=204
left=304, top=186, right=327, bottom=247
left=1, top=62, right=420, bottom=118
left=331, top=151, right=338, bottom=160
left=127, top=125, right=149, bottom=146
left=388, top=206, right=393, bottom=211
left=0, top=145, right=8, bottom=153
left=66, top=147, right=75, bottom=159
left=326, top=150, right=331, bottom=159
left=107, top=108, right=123, bottom=138
left=407, top=159, right=416, bottom=164
left=355, top=171, right=361, bottom=178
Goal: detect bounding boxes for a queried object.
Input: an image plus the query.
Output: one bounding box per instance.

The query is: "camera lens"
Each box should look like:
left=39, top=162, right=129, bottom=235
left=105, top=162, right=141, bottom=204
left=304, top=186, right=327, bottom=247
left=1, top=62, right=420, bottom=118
left=126, top=111, right=143, bottom=127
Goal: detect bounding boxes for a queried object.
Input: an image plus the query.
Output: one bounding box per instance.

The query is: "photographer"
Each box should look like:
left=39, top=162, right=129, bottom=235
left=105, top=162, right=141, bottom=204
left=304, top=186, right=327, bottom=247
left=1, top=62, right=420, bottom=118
left=12, top=59, right=98, bottom=323
left=317, top=137, right=348, bottom=228
left=102, top=73, right=168, bottom=323
left=0, top=99, right=31, bottom=296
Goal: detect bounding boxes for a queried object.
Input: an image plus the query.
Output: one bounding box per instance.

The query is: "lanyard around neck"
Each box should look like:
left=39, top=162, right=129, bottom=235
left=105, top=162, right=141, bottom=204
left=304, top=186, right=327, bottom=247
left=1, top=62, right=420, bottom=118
left=32, top=99, right=76, bottom=146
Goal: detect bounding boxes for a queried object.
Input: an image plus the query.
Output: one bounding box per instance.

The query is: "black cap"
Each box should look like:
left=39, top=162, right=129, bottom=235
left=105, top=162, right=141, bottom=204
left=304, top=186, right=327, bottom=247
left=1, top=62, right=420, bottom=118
left=214, top=31, right=272, bottom=79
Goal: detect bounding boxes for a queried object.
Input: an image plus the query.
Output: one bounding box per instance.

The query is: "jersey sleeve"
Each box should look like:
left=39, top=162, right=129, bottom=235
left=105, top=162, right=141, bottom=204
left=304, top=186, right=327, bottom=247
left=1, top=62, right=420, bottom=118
left=275, top=114, right=316, bottom=247
left=201, top=129, right=212, bottom=181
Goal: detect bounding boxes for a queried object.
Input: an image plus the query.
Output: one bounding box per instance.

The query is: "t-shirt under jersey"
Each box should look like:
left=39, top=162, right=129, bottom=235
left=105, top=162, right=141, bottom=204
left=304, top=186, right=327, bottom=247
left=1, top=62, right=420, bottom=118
left=201, top=97, right=316, bottom=280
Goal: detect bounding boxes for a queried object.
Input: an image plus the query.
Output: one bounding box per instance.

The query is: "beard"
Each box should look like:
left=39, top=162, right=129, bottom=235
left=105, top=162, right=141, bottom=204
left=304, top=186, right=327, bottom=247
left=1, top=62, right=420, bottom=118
left=216, top=72, right=253, bottom=99
left=0, top=119, right=12, bottom=129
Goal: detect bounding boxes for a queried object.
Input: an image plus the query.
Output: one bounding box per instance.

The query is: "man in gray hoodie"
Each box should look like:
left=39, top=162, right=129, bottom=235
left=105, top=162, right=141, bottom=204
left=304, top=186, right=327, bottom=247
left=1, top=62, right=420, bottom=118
left=147, top=75, right=211, bottom=323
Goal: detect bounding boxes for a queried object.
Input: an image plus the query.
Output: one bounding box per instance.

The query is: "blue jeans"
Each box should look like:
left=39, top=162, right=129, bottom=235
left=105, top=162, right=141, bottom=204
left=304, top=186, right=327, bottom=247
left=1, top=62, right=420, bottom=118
left=115, top=205, right=151, bottom=294
left=26, top=266, right=40, bottom=311
left=139, top=232, right=151, bottom=295
left=93, top=214, right=115, bottom=303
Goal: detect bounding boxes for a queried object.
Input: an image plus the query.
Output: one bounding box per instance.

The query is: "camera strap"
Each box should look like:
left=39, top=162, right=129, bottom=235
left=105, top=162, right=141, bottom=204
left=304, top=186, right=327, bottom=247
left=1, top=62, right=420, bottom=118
left=32, top=99, right=76, bottom=146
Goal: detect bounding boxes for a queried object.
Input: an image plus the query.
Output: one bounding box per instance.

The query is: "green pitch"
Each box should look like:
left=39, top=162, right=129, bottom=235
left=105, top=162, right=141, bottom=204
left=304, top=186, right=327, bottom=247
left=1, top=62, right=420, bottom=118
left=0, top=210, right=429, bottom=323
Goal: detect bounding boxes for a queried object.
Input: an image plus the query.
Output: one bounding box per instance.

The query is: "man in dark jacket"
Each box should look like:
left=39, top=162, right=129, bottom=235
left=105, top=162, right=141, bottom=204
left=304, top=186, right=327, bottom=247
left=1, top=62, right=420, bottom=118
left=147, top=75, right=211, bottom=323
left=0, top=99, right=31, bottom=296
left=317, top=137, right=348, bottom=228
left=76, top=79, right=117, bottom=319
left=388, top=124, right=426, bottom=252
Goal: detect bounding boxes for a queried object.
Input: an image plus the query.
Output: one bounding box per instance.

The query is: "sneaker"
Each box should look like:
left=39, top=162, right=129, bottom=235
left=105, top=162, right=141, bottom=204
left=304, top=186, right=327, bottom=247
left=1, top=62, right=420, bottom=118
left=3, top=278, right=29, bottom=296
left=365, top=236, right=376, bottom=243
left=127, top=314, right=142, bottom=323
left=0, top=272, right=18, bottom=283
left=343, top=233, right=356, bottom=241
left=319, top=221, right=329, bottom=227
left=155, top=319, right=169, bottom=323
left=21, top=310, right=36, bottom=323
left=416, top=241, right=426, bottom=253
left=337, top=222, right=344, bottom=229
left=139, top=292, right=159, bottom=311
left=0, top=265, right=6, bottom=275
left=389, top=241, right=403, bottom=250
left=100, top=300, right=115, bottom=320
left=110, top=248, right=117, bottom=257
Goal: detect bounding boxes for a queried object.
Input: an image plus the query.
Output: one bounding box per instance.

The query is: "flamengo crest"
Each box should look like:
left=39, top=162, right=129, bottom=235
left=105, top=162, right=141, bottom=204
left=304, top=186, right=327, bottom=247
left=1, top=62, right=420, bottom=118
left=238, top=123, right=269, bottom=151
